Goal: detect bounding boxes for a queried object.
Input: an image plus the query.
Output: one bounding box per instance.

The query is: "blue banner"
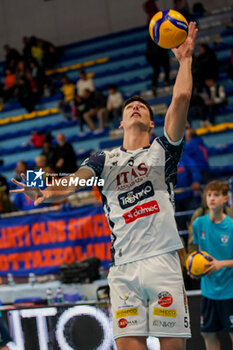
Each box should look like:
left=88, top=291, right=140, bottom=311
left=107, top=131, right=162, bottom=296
left=0, top=205, right=111, bottom=276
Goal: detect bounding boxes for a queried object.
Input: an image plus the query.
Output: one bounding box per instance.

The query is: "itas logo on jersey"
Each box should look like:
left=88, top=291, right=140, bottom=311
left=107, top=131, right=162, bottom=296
left=123, top=200, right=160, bottom=224
left=118, top=181, right=154, bottom=209
left=116, top=163, right=148, bottom=189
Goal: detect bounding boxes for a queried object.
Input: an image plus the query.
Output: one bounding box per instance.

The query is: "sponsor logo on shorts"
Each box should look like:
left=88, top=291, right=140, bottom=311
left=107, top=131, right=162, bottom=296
left=118, top=318, right=128, bottom=328
left=158, top=291, right=173, bottom=307
left=123, top=200, right=160, bottom=224
left=153, top=320, right=176, bottom=328
left=153, top=307, right=177, bottom=318
left=116, top=307, right=138, bottom=319
left=119, top=294, right=134, bottom=308
left=118, top=319, right=138, bottom=328
left=118, top=181, right=154, bottom=209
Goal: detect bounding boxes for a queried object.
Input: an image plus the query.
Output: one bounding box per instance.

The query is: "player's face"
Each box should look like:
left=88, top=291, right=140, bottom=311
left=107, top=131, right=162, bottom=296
left=206, top=190, right=227, bottom=210
left=120, top=101, right=154, bottom=132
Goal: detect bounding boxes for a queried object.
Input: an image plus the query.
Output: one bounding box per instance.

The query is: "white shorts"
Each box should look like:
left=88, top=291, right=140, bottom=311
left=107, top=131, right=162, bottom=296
left=108, top=251, right=191, bottom=340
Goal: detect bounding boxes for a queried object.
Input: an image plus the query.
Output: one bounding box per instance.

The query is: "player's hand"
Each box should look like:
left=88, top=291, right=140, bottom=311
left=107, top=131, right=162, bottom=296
left=10, top=173, right=46, bottom=206
left=204, top=258, right=224, bottom=275
left=172, top=22, right=198, bottom=62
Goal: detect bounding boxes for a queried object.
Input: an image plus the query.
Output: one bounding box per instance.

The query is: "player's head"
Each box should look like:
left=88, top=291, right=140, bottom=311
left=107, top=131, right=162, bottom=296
left=120, top=96, right=154, bottom=132
left=204, top=180, right=228, bottom=211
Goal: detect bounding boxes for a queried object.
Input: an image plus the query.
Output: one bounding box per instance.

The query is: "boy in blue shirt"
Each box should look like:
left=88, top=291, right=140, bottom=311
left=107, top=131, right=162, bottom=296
left=192, top=180, right=233, bottom=350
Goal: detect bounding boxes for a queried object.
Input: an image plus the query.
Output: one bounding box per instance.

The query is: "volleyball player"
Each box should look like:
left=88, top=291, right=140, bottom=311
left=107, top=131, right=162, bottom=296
left=11, top=22, right=197, bottom=350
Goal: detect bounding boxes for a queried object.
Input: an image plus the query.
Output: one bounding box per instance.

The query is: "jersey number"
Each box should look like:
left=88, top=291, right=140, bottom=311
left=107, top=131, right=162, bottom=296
left=184, top=316, right=189, bottom=328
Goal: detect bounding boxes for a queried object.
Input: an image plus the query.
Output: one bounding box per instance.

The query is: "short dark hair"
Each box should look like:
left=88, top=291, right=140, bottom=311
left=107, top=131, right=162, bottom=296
left=122, top=96, right=154, bottom=121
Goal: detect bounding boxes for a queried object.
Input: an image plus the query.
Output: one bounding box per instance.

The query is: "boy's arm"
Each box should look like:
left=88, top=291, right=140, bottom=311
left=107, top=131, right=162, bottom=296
left=221, top=260, right=233, bottom=268
left=205, top=259, right=233, bottom=275
left=164, top=22, right=198, bottom=142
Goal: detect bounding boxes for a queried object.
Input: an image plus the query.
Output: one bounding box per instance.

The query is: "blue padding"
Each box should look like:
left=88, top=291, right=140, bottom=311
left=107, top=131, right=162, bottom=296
left=0, top=129, right=108, bottom=156
left=0, top=119, right=76, bottom=141
left=56, top=25, right=232, bottom=66
left=208, top=143, right=233, bottom=156
left=63, top=293, right=81, bottom=302
left=60, top=26, right=147, bottom=54
left=210, top=165, right=233, bottom=176
left=76, top=149, right=92, bottom=158
left=0, top=44, right=232, bottom=116
left=1, top=94, right=61, bottom=113
left=60, top=31, right=148, bottom=60
left=14, top=297, right=43, bottom=304
left=0, top=144, right=32, bottom=156
left=0, top=21, right=232, bottom=79
left=0, top=87, right=232, bottom=146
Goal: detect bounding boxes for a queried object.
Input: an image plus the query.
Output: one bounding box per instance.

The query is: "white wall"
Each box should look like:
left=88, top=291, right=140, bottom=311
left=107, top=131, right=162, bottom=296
left=0, top=0, right=232, bottom=60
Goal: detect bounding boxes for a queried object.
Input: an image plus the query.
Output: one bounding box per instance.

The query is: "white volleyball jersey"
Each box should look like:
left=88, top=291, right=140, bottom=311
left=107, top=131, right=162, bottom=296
left=81, top=134, right=184, bottom=265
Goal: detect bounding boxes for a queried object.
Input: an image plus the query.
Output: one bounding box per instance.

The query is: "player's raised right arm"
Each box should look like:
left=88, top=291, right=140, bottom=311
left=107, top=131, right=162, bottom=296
left=10, top=167, right=94, bottom=207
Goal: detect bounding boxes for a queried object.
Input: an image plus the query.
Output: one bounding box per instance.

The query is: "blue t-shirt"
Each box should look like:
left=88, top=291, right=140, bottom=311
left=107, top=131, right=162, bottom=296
left=193, top=214, right=233, bottom=300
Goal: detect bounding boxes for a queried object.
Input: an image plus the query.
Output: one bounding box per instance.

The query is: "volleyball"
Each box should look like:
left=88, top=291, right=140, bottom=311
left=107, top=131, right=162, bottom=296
left=186, top=250, right=212, bottom=277
left=149, top=9, right=189, bottom=49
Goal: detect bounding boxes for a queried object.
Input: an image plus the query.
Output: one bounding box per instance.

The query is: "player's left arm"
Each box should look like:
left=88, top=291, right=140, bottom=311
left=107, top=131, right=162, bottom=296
left=204, top=258, right=233, bottom=275
left=164, top=22, right=198, bottom=142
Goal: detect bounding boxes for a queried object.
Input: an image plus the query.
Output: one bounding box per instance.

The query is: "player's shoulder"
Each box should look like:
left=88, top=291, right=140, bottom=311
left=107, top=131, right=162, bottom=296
left=151, top=135, right=166, bottom=149
left=83, top=150, right=106, bottom=162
